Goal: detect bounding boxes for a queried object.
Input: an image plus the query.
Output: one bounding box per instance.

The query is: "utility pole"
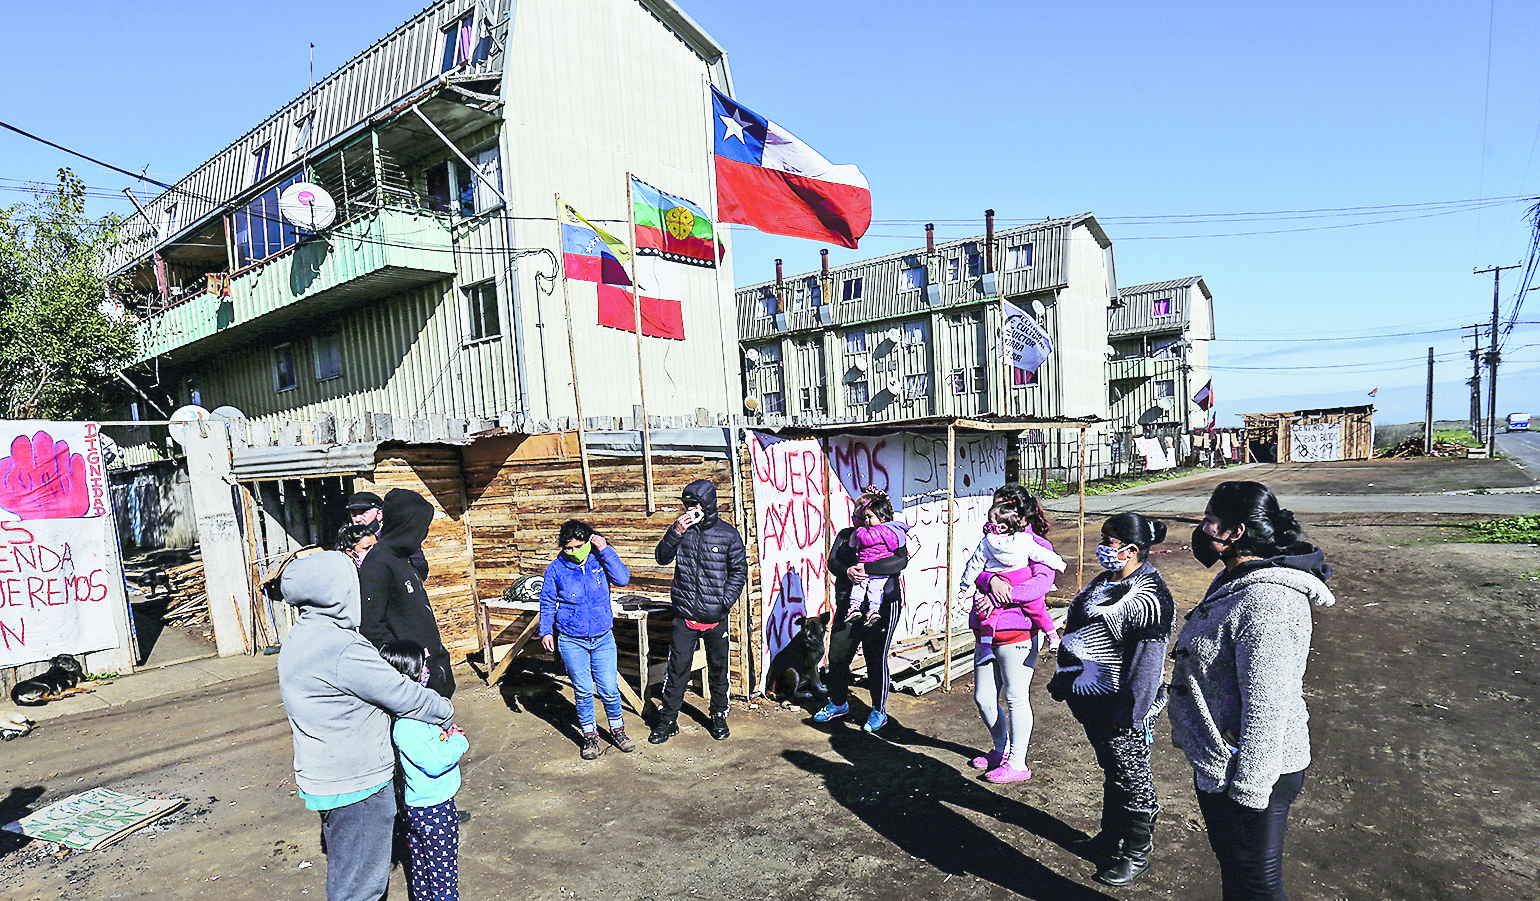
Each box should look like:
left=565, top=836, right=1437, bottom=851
left=1474, top=264, right=1520, bottom=457
left=1467, top=324, right=1483, bottom=438
left=1424, top=346, right=1434, bottom=455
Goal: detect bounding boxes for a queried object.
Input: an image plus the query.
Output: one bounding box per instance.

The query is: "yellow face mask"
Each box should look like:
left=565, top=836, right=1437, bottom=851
left=565, top=541, right=592, bottom=564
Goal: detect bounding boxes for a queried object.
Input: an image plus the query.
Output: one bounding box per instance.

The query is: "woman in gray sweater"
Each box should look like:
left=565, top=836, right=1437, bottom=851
left=1171, top=482, right=1335, bottom=901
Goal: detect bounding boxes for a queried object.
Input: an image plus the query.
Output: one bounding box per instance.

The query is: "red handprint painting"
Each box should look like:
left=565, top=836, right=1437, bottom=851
left=0, top=431, right=91, bottom=520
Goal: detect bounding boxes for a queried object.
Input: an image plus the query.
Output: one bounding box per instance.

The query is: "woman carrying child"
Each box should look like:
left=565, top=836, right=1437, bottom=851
left=1048, top=512, right=1174, bottom=887
left=960, top=484, right=1066, bottom=784
left=380, top=639, right=468, bottom=901
left=845, top=491, right=911, bottom=625
left=538, top=520, right=635, bottom=759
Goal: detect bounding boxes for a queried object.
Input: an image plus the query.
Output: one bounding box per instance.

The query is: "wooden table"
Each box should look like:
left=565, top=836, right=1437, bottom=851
left=479, top=597, right=706, bottom=713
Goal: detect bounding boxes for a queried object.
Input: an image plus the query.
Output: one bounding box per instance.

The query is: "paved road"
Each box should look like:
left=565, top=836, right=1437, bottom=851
left=1499, top=430, right=1540, bottom=476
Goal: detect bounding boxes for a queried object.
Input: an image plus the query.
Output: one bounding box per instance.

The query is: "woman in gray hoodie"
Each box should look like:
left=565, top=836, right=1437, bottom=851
left=277, top=551, right=455, bottom=901
left=1171, top=482, right=1335, bottom=901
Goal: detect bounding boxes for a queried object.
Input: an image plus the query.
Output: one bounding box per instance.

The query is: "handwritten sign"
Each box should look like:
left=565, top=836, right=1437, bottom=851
left=1290, top=422, right=1342, bottom=463
left=3, top=787, right=186, bottom=851
left=747, top=434, right=829, bottom=692
left=0, top=422, right=108, bottom=520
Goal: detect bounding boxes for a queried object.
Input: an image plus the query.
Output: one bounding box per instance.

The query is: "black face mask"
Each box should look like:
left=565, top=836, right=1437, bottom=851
left=1191, top=525, right=1236, bottom=568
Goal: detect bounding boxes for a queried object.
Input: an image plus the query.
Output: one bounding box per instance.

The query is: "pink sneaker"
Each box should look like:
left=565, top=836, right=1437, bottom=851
left=983, top=763, right=1033, bottom=784
left=969, top=749, right=1004, bottom=770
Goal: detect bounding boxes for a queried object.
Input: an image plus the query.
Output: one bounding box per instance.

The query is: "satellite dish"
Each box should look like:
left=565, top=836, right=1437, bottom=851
left=886, top=375, right=901, bottom=393
left=278, top=182, right=337, bottom=231
left=167, top=404, right=212, bottom=447
left=885, top=327, right=901, bottom=343
left=744, top=348, right=761, bottom=365
left=852, top=357, right=868, bottom=372
left=1031, top=299, right=1047, bottom=318
left=744, top=396, right=761, bottom=413
left=210, top=405, right=246, bottom=421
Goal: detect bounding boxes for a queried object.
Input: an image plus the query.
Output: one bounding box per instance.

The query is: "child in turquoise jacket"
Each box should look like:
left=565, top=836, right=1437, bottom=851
left=382, top=640, right=469, bottom=901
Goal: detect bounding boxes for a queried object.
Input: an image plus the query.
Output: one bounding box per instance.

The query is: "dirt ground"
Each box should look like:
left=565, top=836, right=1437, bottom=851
left=2, top=461, right=1538, bottom=900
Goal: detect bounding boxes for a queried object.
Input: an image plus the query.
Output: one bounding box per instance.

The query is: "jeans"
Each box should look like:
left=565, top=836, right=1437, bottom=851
left=658, top=617, right=731, bottom=719
left=557, top=631, right=623, bottom=731
left=1196, top=769, right=1306, bottom=901
left=973, top=635, right=1042, bottom=769
left=318, top=783, right=395, bottom=901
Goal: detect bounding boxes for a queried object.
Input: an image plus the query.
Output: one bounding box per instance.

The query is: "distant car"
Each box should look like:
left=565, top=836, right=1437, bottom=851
left=1508, top=413, right=1530, bottom=432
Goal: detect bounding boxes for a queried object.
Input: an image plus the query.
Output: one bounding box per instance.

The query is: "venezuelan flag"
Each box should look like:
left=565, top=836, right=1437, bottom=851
left=559, top=198, right=631, bottom=286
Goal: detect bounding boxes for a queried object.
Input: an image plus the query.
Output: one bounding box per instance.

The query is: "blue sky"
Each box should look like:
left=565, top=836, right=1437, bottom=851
left=4, top=0, right=1538, bottom=425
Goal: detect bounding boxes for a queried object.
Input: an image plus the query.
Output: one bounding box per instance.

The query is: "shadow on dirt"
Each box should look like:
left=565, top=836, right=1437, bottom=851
left=0, top=786, right=46, bottom=854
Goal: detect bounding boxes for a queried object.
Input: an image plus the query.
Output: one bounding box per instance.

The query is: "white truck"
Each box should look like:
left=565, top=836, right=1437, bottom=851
left=1508, top=412, right=1531, bottom=432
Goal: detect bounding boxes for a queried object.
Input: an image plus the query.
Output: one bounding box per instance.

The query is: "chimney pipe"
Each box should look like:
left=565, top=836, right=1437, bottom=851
left=775, top=258, right=783, bottom=287
left=925, top=223, right=935, bottom=254
left=985, top=209, right=995, bottom=273
left=820, top=248, right=829, bottom=276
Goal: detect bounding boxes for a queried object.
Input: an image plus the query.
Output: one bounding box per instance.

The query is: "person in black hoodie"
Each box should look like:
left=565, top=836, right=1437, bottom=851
left=647, top=478, right=747, bottom=744
left=358, top=488, right=455, bottom=699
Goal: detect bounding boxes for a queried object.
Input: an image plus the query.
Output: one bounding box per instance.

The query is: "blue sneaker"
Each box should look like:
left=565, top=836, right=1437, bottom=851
left=812, top=702, right=849, bottom=723
left=862, top=709, right=888, bottom=733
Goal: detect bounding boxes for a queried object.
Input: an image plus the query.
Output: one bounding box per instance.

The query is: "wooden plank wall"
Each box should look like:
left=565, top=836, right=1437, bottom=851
left=460, top=434, right=746, bottom=691
left=356, top=444, right=479, bottom=652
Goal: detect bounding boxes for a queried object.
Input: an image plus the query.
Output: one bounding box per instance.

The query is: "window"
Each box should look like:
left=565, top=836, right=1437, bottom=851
left=903, top=321, right=928, bottom=346
left=845, top=380, right=870, bottom=405
left=314, top=333, right=343, bottom=381
left=799, top=386, right=827, bottom=413
left=425, top=154, right=497, bottom=217
left=973, top=366, right=987, bottom=392
left=251, top=143, right=272, bottom=184
left=233, top=172, right=307, bottom=267
left=1155, top=379, right=1176, bottom=398
left=904, top=373, right=931, bottom=400
left=1012, top=367, right=1037, bottom=387
left=185, top=376, right=201, bottom=407
left=159, top=203, right=178, bottom=240
left=1152, top=336, right=1182, bottom=358
left=757, top=289, right=777, bottom=319
left=1152, top=298, right=1173, bottom=316
left=1005, top=242, right=1033, bottom=270
left=966, top=247, right=982, bottom=278
left=844, top=331, right=867, bottom=354
left=842, top=277, right=864, bottom=303
left=758, top=343, right=782, bottom=365
left=807, top=277, right=822, bottom=306
left=945, top=257, right=960, bottom=283
left=950, top=369, right=967, bottom=395
left=898, top=265, right=924, bottom=292
left=272, top=344, right=298, bottom=392
left=762, top=391, right=785, bottom=414
left=467, top=145, right=502, bottom=213
left=441, top=13, right=489, bottom=71
left=789, top=282, right=806, bottom=312
left=464, top=281, right=500, bottom=340
left=293, top=113, right=315, bottom=159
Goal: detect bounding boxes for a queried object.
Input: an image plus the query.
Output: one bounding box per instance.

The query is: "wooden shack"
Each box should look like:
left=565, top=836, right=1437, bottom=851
left=1241, top=405, right=1374, bottom=463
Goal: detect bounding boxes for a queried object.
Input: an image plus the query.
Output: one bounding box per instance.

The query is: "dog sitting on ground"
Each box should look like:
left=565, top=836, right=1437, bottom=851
left=10, top=655, right=87, bottom=706
left=767, top=612, right=830, bottom=705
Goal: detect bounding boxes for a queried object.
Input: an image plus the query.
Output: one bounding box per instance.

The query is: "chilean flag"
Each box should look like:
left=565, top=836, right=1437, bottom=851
left=711, top=86, right=871, bottom=249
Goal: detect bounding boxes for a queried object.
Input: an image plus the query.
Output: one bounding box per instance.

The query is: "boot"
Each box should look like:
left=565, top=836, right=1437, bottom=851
left=647, top=719, right=679, bottom=744
left=1071, top=795, right=1119, bottom=856
left=1094, top=808, right=1156, bottom=886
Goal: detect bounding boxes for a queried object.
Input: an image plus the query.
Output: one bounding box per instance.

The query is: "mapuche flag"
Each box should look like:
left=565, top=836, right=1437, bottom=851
left=710, top=86, right=871, bottom=249
left=631, top=177, right=719, bottom=267
left=559, top=198, right=631, bottom=285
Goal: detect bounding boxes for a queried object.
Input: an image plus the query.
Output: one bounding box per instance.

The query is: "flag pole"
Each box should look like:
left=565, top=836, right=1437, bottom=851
left=626, top=173, right=657, bottom=513
left=702, top=76, right=739, bottom=418
left=556, top=194, right=595, bottom=511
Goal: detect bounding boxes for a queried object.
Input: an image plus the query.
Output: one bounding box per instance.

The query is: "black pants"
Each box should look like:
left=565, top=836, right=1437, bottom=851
left=1195, top=770, right=1305, bottom=901
left=825, top=593, right=901, bottom=713
left=1068, top=694, right=1158, bottom=815
left=658, top=617, right=730, bottom=719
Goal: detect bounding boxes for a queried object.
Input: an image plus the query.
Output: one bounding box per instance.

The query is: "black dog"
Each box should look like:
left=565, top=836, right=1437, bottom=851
left=767, top=612, right=829, bottom=704
left=10, top=655, right=86, bottom=706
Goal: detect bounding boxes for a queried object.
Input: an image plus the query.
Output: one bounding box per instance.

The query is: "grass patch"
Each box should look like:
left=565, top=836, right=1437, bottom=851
left=1431, top=428, right=1483, bottom=448
left=1038, top=467, right=1199, bottom=500
left=1462, top=514, right=1540, bottom=544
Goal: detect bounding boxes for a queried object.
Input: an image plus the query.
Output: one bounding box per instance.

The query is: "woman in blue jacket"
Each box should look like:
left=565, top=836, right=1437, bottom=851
left=539, top=520, right=633, bottom=759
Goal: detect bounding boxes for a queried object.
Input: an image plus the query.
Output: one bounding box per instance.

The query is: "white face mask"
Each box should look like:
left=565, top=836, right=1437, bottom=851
left=1096, top=544, right=1129, bottom=572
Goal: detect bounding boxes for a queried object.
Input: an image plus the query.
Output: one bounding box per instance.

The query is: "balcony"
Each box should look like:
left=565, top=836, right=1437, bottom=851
left=1106, top=357, right=1157, bottom=381
left=133, top=206, right=456, bottom=363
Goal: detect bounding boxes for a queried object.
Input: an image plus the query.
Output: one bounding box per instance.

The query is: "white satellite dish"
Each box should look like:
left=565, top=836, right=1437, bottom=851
left=278, top=182, right=337, bottom=231
left=744, top=348, right=762, bottom=365
left=1031, top=299, right=1048, bottom=318
left=852, top=357, right=868, bottom=372
left=885, top=327, right=901, bottom=343
left=886, top=375, right=901, bottom=394
left=167, top=404, right=212, bottom=447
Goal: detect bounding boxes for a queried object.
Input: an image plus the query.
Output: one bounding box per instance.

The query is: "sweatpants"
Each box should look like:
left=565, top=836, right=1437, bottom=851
left=1069, top=694, right=1159, bottom=816
left=972, top=634, right=1043, bottom=769
left=1196, top=770, right=1305, bottom=901
left=658, top=617, right=731, bottom=719
left=318, top=783, right=395, bottom=901
left=825, top=593, right=902, bottom=713
left=403, top=798, right=460, bottom=901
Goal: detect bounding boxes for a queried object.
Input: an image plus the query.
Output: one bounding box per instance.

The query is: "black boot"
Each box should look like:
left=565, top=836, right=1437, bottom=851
left=1094, top=809, right=1156, bottom=887
left=1071, top=795, right=1119, bottom=857
left=647, top=719, right=679, bottom=744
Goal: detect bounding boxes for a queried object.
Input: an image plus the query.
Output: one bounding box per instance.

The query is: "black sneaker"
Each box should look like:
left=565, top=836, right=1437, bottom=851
left=709, top=714, right=730, bottom=740
left=580, top=731, right=602, bottom=760
left=647, top=720, right=679, bottom=744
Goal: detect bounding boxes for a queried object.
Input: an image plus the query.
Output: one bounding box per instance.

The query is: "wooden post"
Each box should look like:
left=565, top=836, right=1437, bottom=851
left=822, top=437, right=833, bottom=615
left=626, top=174, right=656, bottom=513
left=1077, top=426, right=1087, bottom=592
left=943, top=422, right=956, bottom=691
left=556, top=194, right=595, bottom=510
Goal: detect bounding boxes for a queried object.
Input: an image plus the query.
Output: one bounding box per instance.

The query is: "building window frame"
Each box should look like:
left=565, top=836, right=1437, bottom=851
left=1155, top=378, right=1176, bottom=398
left=272, top=343, right=298, bottom=393
left=313, top=332, right=344, bottom=381
left=844, top=330, right=867, bottom=355
left=463, top=279, right=502, bottom=343
left=898, top=265, right=924, bottom=292
left=251, top=142, right=272, bottom=185
left=1152, top=298, right=1173, bottom=316
left=841, top=277, right=864, bottom=303
left=1005, top=242, right=1033, bottom=271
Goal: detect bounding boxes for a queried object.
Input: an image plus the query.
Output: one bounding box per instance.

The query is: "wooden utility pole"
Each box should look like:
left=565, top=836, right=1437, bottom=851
left=1424, top=347, right=1434, bottom=455
left=1474, top=264, right=1520, bottom=457
left=626, top=174, right=656, bottom=512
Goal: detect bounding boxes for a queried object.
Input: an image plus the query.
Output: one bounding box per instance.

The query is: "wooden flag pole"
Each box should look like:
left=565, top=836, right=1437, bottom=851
left=702, top=75, right=738, bottom=414
left=943, top=421, right=956, bottom=692
left=555, top=194, right=594, bottom=511
left=626, top=174, right=656, bottom=514
left=1077, top=425, right=1087, bottom=592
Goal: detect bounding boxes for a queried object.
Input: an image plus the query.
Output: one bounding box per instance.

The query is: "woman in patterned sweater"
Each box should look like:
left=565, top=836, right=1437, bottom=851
left=1048, top=512, right=1174, bottom=887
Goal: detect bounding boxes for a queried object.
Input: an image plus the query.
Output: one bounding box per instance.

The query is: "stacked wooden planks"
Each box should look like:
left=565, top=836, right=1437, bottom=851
left=162, top=562, right=210, bottom=626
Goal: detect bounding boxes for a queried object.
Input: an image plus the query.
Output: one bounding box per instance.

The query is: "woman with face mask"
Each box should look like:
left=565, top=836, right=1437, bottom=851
left=538, top=519, right=634, bottom=760
left=1172, top=481, right=1335, bottom=901
left=1047, top=512, right=1174, bottom=886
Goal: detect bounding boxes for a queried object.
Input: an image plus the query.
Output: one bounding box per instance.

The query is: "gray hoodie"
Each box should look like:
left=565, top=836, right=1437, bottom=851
left=1168, top=547, right=1335, bottom=810
left=277, top=551, right=454, bottom=797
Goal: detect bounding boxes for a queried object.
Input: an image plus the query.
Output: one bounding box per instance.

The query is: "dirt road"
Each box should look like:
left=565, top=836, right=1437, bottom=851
left=2, top=459, right=1537, bottom=900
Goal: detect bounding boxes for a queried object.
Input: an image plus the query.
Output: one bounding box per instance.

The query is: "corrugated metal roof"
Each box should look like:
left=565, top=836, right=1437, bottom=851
left=231, top=442, right=381, bottom=481
left=584, top=428, right=732, bottom=459
left=1118, top=276, right=1209, bottom=298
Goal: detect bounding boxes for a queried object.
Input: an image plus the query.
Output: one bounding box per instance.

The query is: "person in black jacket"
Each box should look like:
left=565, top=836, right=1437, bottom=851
left=814, top=490, right=910, bottom=733
left=358, top=489, right=455, bottom=699
left=647, top=478, right=747, bottom=744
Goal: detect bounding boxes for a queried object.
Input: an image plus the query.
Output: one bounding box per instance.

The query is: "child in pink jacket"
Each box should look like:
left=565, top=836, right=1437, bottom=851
left=846, top=490, right=910, bottom=625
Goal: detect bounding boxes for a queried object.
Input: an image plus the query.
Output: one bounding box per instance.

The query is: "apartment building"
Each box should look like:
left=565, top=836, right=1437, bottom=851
left=1106, top=276, right=1215, bottom=451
